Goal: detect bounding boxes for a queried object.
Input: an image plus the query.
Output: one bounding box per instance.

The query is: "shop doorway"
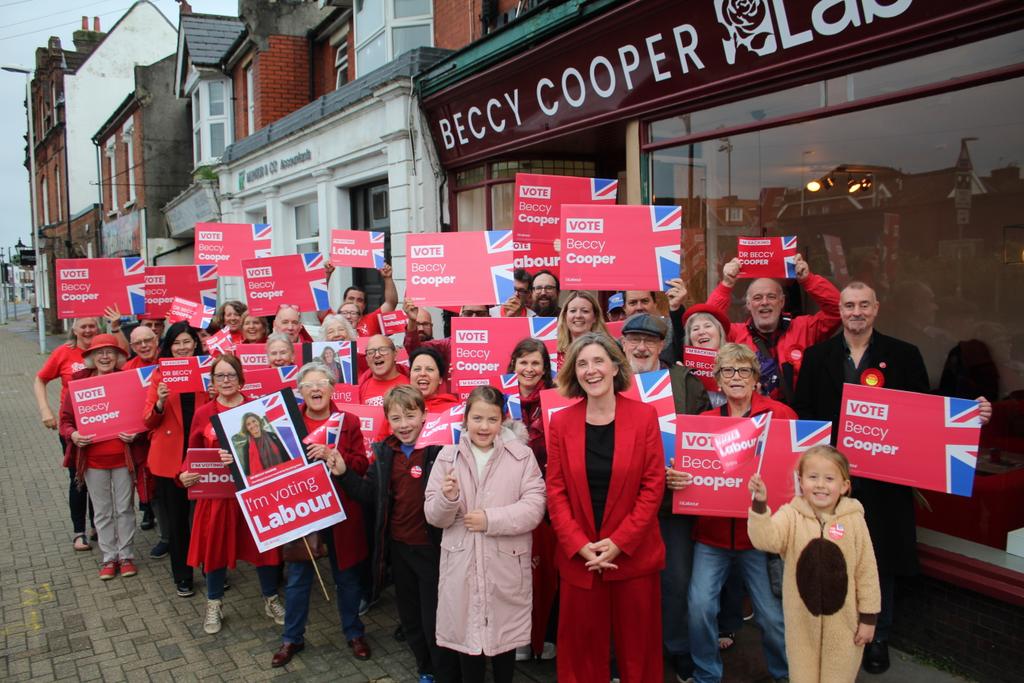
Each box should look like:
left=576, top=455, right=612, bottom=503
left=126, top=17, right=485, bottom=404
left=350, top=180, right=391, bottom=310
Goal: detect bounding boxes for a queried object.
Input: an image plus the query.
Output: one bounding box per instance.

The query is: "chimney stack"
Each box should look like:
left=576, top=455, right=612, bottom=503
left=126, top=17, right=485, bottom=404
left=93, top=17, right=100, bottom=32
left=81, top=16, right=88, bottom=30
left=178, top=1, right=193, bottom=16
left=72, top=16, right=105, bottom=55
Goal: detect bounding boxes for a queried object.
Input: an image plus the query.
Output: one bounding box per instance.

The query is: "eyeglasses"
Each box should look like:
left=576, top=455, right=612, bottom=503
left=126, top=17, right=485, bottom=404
left=213, top=372, right=239, bottom=382
left=514, top=287, right=529, bottom=296
left=299, top=379, right=332, bottom=389
left=623, top=334, right=661, bottom=346
left=365, top=347, right=394, bottom=357
left=717, top=366, right=754, bottom=379
left=532, top=285, right=557, bottom=292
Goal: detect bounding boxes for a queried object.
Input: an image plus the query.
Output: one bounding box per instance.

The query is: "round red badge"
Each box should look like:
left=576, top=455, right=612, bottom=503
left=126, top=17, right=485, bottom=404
left=410, top=465, right=423, bottom=479
left=790, top=348, right=803, bottom=362
left=860, top=368, right=884, bottom=387
left=828, top=523, right=845, bottom=540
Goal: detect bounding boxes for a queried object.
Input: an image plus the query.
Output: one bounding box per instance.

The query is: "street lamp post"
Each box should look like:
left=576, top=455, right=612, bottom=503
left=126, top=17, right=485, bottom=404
left=3, top=64, right=46, bottom=354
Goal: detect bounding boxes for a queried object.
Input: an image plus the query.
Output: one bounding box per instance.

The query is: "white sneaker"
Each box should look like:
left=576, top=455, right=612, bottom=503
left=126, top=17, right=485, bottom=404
left=203, top=599, right=223, bottom=634
left=515, top=645, right=532, bottom=661
left=264, top=594, right=285, bottom=625
left=540, top=642, right=556, bottom=660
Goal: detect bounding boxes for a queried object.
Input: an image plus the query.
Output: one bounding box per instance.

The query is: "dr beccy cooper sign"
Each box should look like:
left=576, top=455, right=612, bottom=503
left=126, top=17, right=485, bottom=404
left=421, top=0, right=1014, bottom=164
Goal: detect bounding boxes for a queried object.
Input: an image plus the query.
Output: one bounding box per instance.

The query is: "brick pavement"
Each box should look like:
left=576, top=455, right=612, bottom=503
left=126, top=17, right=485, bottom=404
left=0, top=319, right=972, bottom=682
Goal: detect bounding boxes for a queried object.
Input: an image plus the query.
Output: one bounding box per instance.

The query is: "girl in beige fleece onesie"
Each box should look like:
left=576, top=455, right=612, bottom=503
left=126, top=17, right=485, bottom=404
left=747, top=445, right=881, bottom=683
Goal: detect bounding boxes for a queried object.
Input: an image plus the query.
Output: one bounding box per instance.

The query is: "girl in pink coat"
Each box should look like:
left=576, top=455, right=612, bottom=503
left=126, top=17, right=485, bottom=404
left=424, top=386, right=546, bottom=683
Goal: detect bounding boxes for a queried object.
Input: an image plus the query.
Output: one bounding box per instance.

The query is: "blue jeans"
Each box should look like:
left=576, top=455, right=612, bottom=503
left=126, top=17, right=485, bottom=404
left=688, top=543, right=787, bottom=683
left=206, top=565, right=278, bottom=600
left=282, top=560, right=365, bottom=645
left=659, top=515, right=695, bottom=677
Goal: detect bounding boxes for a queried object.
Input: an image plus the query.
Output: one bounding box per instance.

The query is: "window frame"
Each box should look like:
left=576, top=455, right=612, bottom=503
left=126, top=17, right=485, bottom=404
left=122, top=121, right=136, bottom=206
left=106, top=139, right=118, bottom=214
left=353, top=0, right=433, bottom=78
left=188, top=78, right=233, bottom=168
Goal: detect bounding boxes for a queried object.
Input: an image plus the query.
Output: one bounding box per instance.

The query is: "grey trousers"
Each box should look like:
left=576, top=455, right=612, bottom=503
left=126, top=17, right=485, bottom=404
left=83, top=467, right=136, bottom=563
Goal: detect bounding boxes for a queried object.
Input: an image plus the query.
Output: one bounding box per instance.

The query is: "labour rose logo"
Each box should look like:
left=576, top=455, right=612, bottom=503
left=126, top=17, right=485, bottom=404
left=714, top=0, right=777, bottom=65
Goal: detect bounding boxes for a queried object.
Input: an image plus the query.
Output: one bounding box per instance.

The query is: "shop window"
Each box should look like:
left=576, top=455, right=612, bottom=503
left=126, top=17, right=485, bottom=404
left=350, top=181, right=391, bottom=308
left=452, top=159, right=597, bottom=230
left=650, top=71, right=1024, bottom=555
left=293, top=201, right=320, bottom=254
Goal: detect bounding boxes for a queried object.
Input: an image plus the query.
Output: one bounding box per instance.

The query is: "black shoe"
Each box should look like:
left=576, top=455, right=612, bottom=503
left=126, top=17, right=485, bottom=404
left=393, top=624, right=406, bottom=642
left=862, top=640, right=890, bottom=674
left=140, top=510, right=155, bottom=531
left=176, top=580, right=195, bottom=598
left=149, top=541, right=169, bottom=559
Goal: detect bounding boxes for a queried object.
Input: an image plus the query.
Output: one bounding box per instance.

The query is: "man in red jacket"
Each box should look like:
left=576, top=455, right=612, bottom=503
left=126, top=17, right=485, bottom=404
left=705, top=253, right=840, bottom=403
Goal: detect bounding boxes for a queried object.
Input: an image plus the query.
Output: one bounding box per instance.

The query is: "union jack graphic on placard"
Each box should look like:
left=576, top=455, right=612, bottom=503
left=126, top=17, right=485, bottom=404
left=303, top=412, right=344, bottom=447
left=500, top=373, right=519, bottom=395
left=303, top=252, right=331, bottom=311
left=370, top=231, right=386, bottom=269
left=945, top=444, right=978, bottom=496
left=633, top=370, right=672, bottom=404
left=944, top=397, right=982, bottom=428
left=261, top=393, right=302, bottom=459
left=506, top=394, right=522, bottom=421
left=197, top=264, right=219, bottom=309
left=205, top=328, right=236, bottom=356
left=623, top=370, right=676, bottom=464
left=196, top=306, right=216, bottom=330
left=485, top=230, right=514, bottom=254
left=781, top=236, right=799, bottom=279
left=590, top=178, right=618, bottom=201
left=753, top=413, right=772, bottom=469
left=252, top=223, right=273, bottom=258
left=788, top=420, right=832, bottom=451
left=529, top=317, right=558, bottom=341
left=136, top=365, right=158, bottom=388
left=490, top=263, right=517, bottom=306
left=277, top=365, right=299, bottom=383
left=123, top=257, right=147, bottom=314
left=338, top=341, right=356, bottom=385
left=650, top=206, right=683, bottom=232
left=655, top=244, right=682, bottom=292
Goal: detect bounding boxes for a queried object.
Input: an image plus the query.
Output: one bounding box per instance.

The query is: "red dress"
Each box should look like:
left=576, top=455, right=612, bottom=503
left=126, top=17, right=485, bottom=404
left=185, top=397, right=280, bottom=569
left=302, top=405, right=369, bottom=570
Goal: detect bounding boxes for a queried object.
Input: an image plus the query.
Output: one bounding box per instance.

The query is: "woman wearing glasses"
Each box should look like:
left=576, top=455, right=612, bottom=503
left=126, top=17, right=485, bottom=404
left=271, top=362, right=372, bottom=668
left=685, top=343, right=794, bottom=683
left=180, top=354, right=286, bottom=635
left=143, top=322, right=210, bottom=597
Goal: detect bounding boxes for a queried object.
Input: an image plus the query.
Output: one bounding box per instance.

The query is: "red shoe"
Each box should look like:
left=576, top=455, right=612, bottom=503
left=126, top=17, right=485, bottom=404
left=119, top=559, right=138, bottom=577
left=99, top=561, right=119, bottom=580
left=348, top=636, right=371, bottom=660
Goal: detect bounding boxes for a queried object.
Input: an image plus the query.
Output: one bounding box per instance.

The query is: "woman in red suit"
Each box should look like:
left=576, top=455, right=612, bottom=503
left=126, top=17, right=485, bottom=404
left=546, top=332, right=666, bottom=682
left=179, top=354, right=284, bottom=635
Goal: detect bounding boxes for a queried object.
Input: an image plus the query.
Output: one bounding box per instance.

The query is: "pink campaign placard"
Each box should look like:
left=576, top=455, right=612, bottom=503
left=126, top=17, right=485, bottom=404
left=335, top=403, right=384, bottom=461
left=671, top=416, right=832, bottom=517
left=329, top=229, right=386, bottom=269
left=449, top=317, right=558, bottom=397
left=158, top=356, right=214, bottom=394
left=56, top=257, right=146, bottom=319
left=166, top=297, right=216, bottom=329
left=235, top=343, right=267, bottom=371
left=242, top=254, right=329, bottom=315
left=141, top=265, right=218, bottom=320
left=184, top=448, right=236, bottom=500
left=838, top=384, right=981, bottom=497
left=513, top=239, right=561, bottom=279
left=241, top=365, right=299, bottom=399
left=68, top=366, right=157, bottom=442
left=736, top=236, right=798, bottom=279
left=559, top=204, right=681, bottom=291
left=683, top=346, right=718, bottom=392
left=405, top=231, right=516, bottom=307
left=195, top=222, right=272, bottom=277
left=512, top=172, right=617, bottom=245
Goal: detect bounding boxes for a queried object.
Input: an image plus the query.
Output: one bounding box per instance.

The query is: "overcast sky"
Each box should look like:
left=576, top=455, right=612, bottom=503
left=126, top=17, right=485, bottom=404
left=0, top=0, right=237, bottom=254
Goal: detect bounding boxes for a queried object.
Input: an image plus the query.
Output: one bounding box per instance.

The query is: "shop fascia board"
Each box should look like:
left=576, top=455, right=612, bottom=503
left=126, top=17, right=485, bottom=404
left=415, top=0, right=623, bottom=99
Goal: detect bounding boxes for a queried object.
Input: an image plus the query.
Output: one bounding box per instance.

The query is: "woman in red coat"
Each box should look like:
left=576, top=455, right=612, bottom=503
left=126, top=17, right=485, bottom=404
left=179, top=353, right=284, bottom=635
left=546, top=332, right=666, bottom=682
left=143, top=322, right=210, bottom=597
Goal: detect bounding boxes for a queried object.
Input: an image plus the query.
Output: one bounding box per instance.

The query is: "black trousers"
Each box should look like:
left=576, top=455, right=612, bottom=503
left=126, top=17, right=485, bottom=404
left=459, top=650, right=515, bottom=683
left=390, top=541, right=461, bottom=683
left=154, top=475, right=193, bottom=584
left=63, top=436, right=94, bottom=536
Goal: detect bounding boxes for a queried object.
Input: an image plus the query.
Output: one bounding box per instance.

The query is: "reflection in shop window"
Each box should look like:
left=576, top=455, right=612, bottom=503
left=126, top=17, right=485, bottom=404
left=651, top=75, right=1024, bottom=553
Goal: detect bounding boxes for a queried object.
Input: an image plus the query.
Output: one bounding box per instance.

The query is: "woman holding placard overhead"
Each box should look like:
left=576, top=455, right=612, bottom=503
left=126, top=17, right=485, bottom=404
left=545, top=332, right=666, bottom=682
left=180, top=354, right=284, bottom=635
left=143, top=322, right=209, bottom=598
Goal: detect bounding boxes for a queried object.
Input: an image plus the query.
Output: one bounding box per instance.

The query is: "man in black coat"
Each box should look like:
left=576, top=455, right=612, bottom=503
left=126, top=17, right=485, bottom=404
left=793, top=281, right=991, bottom=675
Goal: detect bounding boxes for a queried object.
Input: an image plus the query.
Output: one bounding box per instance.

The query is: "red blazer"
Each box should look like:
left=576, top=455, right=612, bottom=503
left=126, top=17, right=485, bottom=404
left=546, top=394, right=666, bottom=589
left=143, top=368, right=211, bottom=479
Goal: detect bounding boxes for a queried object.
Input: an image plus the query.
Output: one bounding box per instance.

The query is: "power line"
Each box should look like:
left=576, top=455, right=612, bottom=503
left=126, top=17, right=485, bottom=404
left=0, top=6, right=129, bottom=42
left=0, top=0, right=119, bottom=32
left=0, top=0, right=37, bottom=8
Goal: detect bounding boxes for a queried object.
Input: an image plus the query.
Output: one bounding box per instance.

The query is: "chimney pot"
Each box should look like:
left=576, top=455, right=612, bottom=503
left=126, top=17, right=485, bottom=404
left=81, top=16, right=88, bottom=30
left=93, top=17, right=100, bottom=32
